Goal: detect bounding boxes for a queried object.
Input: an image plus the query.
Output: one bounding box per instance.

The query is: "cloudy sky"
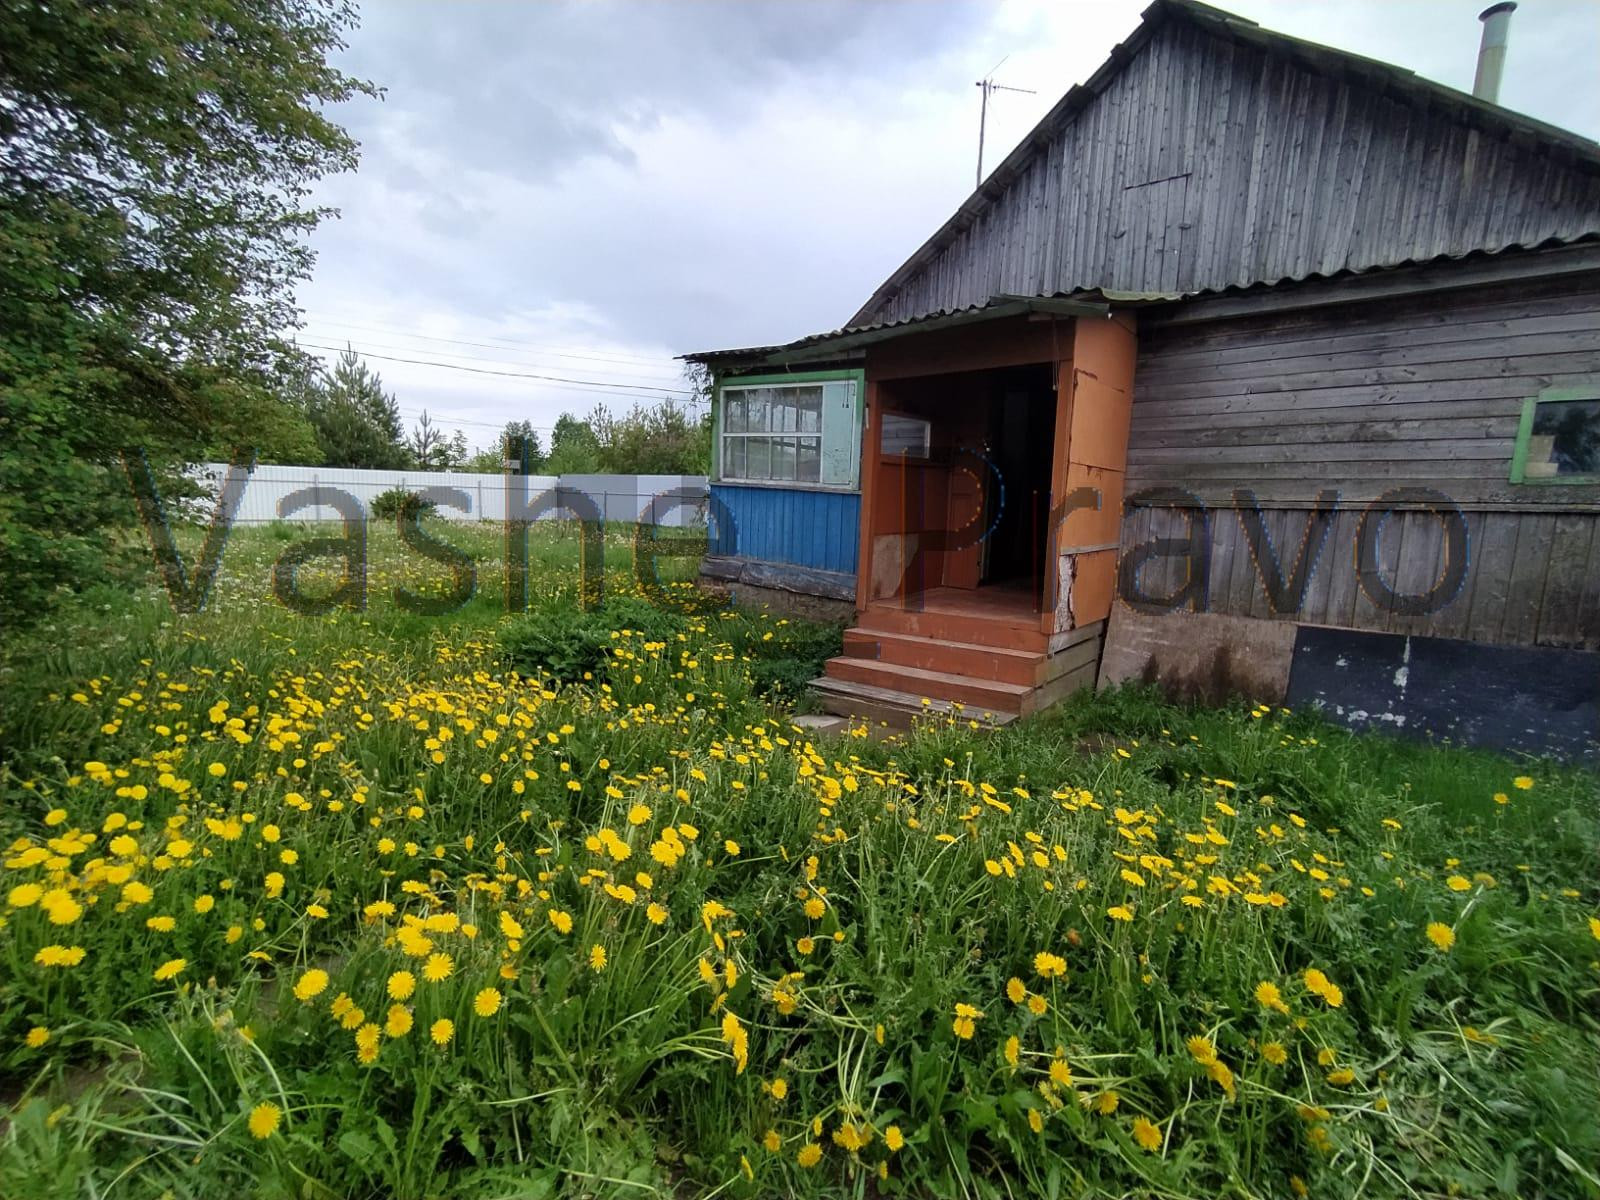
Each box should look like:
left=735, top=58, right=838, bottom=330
left=294, top=0, right=1600, bottom=454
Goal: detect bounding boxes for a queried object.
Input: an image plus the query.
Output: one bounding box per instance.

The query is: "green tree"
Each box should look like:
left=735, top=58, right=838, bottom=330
left=544, top=412, right=603, bottom=475
left=0, top=0, right=375, bottom=624
left=407, top=408, right=468, bottom=471
left=591, top=401, right=710, bottom=474
left=304, top=346, right=411, bottom=469
left=465, top=419, right=543, bottom=473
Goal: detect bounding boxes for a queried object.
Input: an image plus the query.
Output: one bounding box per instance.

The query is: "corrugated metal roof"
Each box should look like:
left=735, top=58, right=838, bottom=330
left=683, top=296, right=1109, bottom=366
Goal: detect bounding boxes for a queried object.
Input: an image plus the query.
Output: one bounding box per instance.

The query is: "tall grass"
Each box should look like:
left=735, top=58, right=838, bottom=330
left=0, top=522, right=1595, bottom=1199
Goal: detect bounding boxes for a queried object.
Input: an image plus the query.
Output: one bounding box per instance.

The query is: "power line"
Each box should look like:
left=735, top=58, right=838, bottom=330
left=296, top=340, right=700, bottom=398
left=396, top=409, right=555, bottom=433
left=300, top=330, right=686, bottom=384
left=301, top=315, right=681, bottom=370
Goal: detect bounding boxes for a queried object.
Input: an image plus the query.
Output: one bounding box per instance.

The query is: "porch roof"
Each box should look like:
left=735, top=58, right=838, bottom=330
left=681, top=293, right=1119, bottom=370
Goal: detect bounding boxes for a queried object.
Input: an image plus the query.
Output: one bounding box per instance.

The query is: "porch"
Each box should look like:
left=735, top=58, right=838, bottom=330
left=810, top=307, right=1137, bottom=724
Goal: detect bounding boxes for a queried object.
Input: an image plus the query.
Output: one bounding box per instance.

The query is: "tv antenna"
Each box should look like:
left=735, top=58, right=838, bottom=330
left=976, top=56, right=1036, bottom=188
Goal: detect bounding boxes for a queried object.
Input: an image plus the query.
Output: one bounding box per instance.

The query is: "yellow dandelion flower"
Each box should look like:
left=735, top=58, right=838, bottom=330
left=1096, top=1090, right=1120, bottom=1115
left=474, top=988, right=502, bottom=1017
left=1028, top=1108, right=1044, bottom=1134
left=627, top=803, right=652, bottom=826
left=589, top=944, right=607, bottom=972
left=499, top=911, right=524, bottom=940
left=1049, top=1058, right=1073, bottom=1087
left=430, top=1018, right=454, bottom=1046
left=387, top=970, right=415, bottom=1000
left=34, top=945, right=87, bottom=968
left=1107, top=905, right=1134, bottom=922
left=292, top=968, right=329, bottom=1001
left=548, top=909, right=573, bottom=935
left=1006, top=976, right=1027, bottom=1004
left=25, top=1026, right=50, bottom=1048
left=796, top=1143, right=822, bottom=1168
left=153, top=957, right=187, bottom=982
left=1255, top=980, right=1289, bottom=1014
left=646, top=902, right=668, bottom=925
left=803, top=897, right=826, bottom=920
left=1131, top=1116, right=1162, bottom=1152
left=422, top=953, right=453, bottom=983
left=247, top=1101, right=282, bottom=1139
left=1512, top=775, right=1534, bottom=790
left=1262, top=1042, right=1288, bottom=1065
left=769, top=1077, right=788, bottom=1101
left=1027, top=993, right=1048, bottom=1016
left=1004, top=1035, right=1020, bottom=1068
left=763, top=1129, right=781, bottom=1153
left=885, top=1124, right=905, bottom=1152
left=1033, top=952, right=1067, bottom=979
left=1186, top=1035, right=1217, bottom=1065
left=1590, top=916, right=1600, bottom=942
left=385, top=1005, right=413, bottom=1038
left=1426, top=921, right=1456, bottom=951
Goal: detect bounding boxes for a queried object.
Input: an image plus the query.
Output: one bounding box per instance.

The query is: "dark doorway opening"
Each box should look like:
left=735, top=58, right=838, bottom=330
left=978, top=363, right=1056, bottom=597
left=869, top=361, right=1057, bottom=614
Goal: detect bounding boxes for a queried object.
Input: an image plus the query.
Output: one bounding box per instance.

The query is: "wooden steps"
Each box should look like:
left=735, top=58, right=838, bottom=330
left=841, top=627, right=1044, bottom=685
left=808, top=676, right=1019, bottom=727
left=815, top=613, right=1108, bottom=728
left=854, top=604, right=1047, bottom=652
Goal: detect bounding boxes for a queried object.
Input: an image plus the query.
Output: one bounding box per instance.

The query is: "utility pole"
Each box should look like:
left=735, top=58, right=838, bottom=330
left=976, top=57, right=1036, bottom=188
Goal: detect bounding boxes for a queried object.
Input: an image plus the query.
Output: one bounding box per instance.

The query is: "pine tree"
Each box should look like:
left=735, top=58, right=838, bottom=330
left=307, top=346, right=412, bottom=469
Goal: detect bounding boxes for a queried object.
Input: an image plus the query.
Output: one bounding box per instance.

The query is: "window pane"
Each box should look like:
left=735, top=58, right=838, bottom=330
left=797, top=438, right=822, bottom=482
left=723, top=436, right=746, bottom=480
left=723, top=393, right=745, bottom=434
left=798, top=389, right=822, bottom=433
left=881, top=412, right=931, bottom=459
left=745, top=389, right=770, bottom=435
left=773, top=436, right=797, bottom=481
left=746, top=436, right=772, bottom=480
left=1529, top=398, right=1600, bottom=477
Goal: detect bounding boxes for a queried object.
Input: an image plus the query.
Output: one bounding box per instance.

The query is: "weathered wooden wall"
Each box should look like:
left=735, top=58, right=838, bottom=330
left=855, top=13, right=1600, bottom=327
left=1120, top=270, right=1600, bottom=650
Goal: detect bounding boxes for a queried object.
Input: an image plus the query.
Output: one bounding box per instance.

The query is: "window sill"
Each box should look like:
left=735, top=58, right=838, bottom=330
left=713, top=478, right=859, bottom=494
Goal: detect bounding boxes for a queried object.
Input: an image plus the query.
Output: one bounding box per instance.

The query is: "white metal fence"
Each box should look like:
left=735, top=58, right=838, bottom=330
left=193, top=464, right=709, bottom=528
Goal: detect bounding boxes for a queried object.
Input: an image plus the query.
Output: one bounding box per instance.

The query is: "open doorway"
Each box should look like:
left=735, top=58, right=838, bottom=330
left=868, top=361, right=1057, bottom=615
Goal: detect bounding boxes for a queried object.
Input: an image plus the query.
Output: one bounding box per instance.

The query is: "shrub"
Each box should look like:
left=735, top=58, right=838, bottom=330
left=498, top=595, right=686, bottom=684
left=733, top=617, right=843, bottom=701
left=369, top=487, right=436, bottom=521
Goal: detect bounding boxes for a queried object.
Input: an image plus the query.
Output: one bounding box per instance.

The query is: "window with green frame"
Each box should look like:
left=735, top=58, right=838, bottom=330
left=716, top=371, right=861, bottom=489
left=1510, top=386, right=1600, bottom=484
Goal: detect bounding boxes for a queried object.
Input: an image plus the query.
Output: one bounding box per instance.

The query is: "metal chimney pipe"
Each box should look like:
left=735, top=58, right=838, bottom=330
left=1473, top=2, right=1516, bottom=103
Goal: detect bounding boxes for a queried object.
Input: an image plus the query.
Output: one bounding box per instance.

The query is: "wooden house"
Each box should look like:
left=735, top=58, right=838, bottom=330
left=686, top=0, right=1600, bottom=758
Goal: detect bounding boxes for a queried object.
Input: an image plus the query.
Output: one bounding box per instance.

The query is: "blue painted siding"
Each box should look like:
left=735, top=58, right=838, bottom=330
left=709, top=484, right=860, bottom=576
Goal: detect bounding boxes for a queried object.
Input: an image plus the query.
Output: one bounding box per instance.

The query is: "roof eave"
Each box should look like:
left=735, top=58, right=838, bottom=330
left=681, top=296, right=1111, bottom=372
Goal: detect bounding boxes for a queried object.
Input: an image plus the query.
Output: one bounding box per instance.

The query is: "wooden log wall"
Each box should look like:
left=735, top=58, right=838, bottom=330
left=1121, top=271, right=1600, bottom=650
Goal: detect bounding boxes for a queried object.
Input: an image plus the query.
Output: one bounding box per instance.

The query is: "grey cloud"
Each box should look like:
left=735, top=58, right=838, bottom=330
left=339, top=0, right=991, bottom=182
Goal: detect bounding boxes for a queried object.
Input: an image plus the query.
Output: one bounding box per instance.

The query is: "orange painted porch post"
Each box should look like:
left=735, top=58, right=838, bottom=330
left=1042, top=312, right=1138, bottom=635
left=854, top=378, right=883, bottom=613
